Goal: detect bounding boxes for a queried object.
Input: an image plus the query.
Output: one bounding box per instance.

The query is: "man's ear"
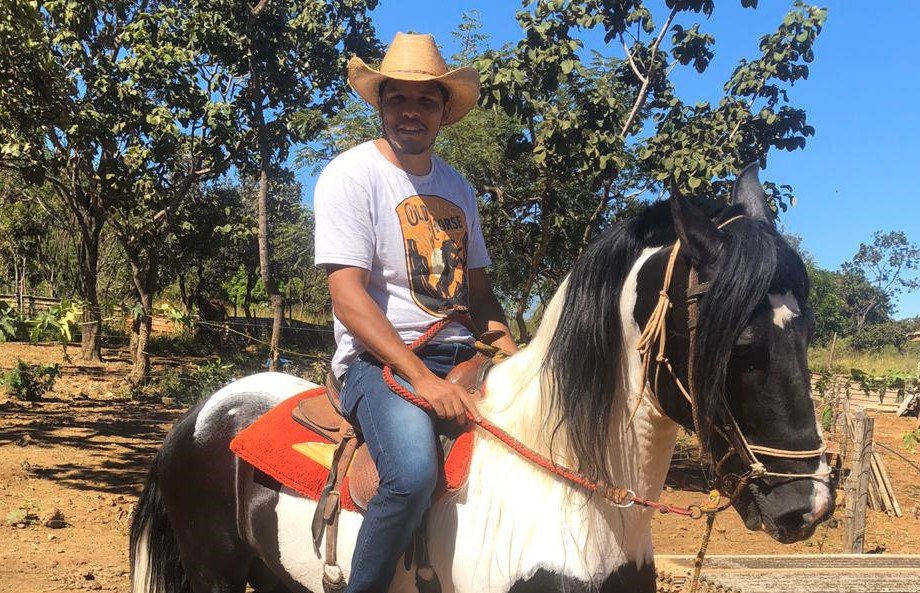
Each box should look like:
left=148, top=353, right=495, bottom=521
left=441, top=103, right=451, bottom=124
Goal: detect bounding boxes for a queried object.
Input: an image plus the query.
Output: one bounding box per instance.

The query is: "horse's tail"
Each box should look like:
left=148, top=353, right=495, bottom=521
left=129, top=456, right=188, bottom=593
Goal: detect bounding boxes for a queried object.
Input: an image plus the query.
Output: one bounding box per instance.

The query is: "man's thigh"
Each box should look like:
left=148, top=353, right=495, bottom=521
left=339, top=357, right=438, bottom=482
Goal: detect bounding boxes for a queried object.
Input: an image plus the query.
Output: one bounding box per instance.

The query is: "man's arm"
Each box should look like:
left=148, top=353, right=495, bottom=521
left=326, top=264, right=481, bottom=423
left=467, top=267, right=518, bottom=354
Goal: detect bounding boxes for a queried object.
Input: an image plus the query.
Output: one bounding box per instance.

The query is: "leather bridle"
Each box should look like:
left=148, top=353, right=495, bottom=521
left=635, top=215, right=830, bottom=499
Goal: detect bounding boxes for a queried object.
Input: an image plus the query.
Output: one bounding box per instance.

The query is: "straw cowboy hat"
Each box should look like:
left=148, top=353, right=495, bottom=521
left=347, top=33, right=481, bottom=126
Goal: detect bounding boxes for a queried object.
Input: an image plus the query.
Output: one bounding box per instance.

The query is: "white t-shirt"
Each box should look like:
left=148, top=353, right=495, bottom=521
left=314, top=141, right=492, bottom=378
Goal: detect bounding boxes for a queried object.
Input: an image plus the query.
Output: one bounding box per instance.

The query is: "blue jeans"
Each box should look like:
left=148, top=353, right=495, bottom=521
left=338, top=342, right=475, bottom=593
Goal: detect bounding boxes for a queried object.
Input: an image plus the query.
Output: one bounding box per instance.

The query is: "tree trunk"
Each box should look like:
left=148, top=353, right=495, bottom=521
left=125, top=244, right=160, bottom=389
left=128, top=289, right=153, bottom=388
left=77, top=215, right=104, bottom=362
left=249, top=44, right=283, bottom=370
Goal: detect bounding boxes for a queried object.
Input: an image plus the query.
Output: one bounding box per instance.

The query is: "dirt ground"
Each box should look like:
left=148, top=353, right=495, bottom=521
left=2, top=343, right=919, bottom=592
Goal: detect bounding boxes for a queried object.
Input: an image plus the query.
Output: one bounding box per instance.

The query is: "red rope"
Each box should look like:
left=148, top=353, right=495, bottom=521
left=381, top=313, right=716, bottom=519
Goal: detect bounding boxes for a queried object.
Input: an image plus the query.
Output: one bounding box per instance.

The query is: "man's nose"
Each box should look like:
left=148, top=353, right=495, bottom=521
left=400, top=101, right=422, bottom=118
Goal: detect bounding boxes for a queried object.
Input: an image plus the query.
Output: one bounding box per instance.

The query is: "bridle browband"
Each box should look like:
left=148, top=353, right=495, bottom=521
left=635, top=215, right=830, bottom=496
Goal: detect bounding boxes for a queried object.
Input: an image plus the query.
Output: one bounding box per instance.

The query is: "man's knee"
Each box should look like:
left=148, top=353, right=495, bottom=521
left=382, top=453, right=438, bottom=504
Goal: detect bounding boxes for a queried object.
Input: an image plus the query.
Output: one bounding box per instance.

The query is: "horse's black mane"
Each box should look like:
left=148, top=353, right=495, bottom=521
left=542, top=200, right=809, bottom=484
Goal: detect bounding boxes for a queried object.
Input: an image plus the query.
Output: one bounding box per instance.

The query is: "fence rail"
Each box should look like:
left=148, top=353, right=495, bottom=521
left=0, top=294, right=61, bottom=313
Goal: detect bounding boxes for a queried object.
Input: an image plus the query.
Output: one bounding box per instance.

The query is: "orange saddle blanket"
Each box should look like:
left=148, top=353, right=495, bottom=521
left=229, top=387, right=475, bottom=512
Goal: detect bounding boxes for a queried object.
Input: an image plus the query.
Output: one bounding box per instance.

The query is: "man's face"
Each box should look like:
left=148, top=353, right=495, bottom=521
left=379, top=79, right=447, bottom=157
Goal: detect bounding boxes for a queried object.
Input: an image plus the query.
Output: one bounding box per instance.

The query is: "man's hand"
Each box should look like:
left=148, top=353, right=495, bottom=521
left=409, top=370, right=481, bottom=425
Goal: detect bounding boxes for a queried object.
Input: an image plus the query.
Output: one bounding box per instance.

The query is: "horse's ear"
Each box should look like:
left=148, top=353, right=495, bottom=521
left=732, top=163, right=774, bottom=225
left=670, top=193, right=726, bottom=269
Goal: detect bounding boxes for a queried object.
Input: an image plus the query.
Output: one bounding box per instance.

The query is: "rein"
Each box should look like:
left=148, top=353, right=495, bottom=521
left=382, top=311, right=719, bottom=520
left=635, top=215, right=830, bottom=491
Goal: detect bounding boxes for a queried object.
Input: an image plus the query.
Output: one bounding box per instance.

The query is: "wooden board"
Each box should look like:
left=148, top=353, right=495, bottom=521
left=656, top=555, right=920, bottom=593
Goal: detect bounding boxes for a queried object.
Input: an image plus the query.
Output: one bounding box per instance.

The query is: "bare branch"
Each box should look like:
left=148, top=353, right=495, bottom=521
left=619, top=7, right=678, bottom=139
left=621, top=36, right=647, bottom=84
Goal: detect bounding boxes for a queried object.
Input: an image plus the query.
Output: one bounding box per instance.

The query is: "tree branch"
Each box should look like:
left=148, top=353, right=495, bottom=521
left=621, top=36, right=647, bottom=84
left=619, top=7, right=678, bottom=139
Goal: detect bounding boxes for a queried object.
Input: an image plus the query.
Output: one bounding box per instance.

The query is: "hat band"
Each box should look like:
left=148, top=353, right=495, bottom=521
left=381, top=68, right=445, bottom=77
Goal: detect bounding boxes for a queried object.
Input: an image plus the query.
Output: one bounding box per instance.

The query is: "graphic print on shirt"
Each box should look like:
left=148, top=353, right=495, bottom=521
left=396, top=194, right=469, bottom=316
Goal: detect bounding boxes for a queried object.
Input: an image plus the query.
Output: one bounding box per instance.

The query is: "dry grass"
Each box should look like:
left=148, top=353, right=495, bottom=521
left=809, top=341, right=920, bottom=377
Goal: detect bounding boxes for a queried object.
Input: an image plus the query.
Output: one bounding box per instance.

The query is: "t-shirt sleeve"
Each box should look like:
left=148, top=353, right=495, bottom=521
left=465, top=185, right=492, bottom=269
left=313, top=164, right=375, bottom=270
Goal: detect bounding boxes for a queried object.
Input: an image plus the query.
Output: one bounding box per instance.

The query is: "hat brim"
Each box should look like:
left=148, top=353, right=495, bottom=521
left=348, top=57, right=481, bottom=126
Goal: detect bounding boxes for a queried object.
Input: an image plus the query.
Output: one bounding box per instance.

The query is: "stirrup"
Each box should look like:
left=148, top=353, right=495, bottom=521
left=322, top=565, right=346, bottom=593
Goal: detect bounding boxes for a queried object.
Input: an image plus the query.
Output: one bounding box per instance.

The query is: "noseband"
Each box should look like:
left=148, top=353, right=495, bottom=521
left=635, top=215, right=830, bottom=497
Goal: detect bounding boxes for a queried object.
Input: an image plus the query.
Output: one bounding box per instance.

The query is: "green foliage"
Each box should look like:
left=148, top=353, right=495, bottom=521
left=903, top=428, right=920, bottom=452
left=2, top=359, right=60, bottom=401
left=850, top=319, right=918, bottom=352
left=147, top=331, right=208, bottom=357
left=27, top=299, right=81, bottom=344
left=0, top=302, right=27, bottom=342
left=849, top=367, right=919, bottom=404
left=819, top=404, right=833, bottom=433
left=842, top=230, right=920, bottom=332
left=4, top=503, right=40, bottom=527
left=156, top=303, right=194, bottom=333
left=805, top=263, right=847, bottom=344
left=470, top=3, right=823, bottom=335
left=142, top=357, right=236, bottom=407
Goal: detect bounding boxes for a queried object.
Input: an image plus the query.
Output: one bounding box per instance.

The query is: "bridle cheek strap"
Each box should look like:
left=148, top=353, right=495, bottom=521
left=634, top=215, right=831, bottom=487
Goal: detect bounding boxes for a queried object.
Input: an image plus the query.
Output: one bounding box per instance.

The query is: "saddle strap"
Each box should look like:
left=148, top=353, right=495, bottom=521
left=311, top=429, right=359, bottom=556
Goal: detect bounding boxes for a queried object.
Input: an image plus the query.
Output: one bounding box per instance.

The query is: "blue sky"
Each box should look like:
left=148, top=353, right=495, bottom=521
left=298, top=1, right=920, bottom=319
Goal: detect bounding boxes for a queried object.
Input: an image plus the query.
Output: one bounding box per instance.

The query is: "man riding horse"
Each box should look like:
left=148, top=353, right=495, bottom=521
left=312, top=32, right=518, bottom=593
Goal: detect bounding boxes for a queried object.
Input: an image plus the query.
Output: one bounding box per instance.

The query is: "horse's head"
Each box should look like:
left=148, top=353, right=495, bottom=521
left=640, top=165, right=834, bottom=544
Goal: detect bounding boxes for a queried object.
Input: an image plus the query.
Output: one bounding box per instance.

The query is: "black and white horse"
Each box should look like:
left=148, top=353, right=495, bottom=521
left=130, top=166, right=833, bottom=593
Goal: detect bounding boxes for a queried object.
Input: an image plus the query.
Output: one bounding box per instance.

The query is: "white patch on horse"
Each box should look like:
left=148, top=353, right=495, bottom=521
left=621, top=247, right=667, bottom=418
left=131, top=524, right=153, bottom=593
left=809, top=415, right=834, bottom=526
left=274, top=489, right=417, bottom=592
left=769, top=291, right=800, bottom=328
left=193, top=372, right=315, bottom=442
left=227, top=408, right=238, bottom=416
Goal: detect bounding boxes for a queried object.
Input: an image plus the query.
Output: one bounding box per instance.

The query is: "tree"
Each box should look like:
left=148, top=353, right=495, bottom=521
left=841, top=230, right=920, bottom=334
left=473, top=1, right=825, bottom=338
left=0, top=178, right=49, bottom=307
left=0, top=1, right=116, bottom=360
left=186, top=0, right=378, bottom=369
left=805, top=262, right=847, bottom=344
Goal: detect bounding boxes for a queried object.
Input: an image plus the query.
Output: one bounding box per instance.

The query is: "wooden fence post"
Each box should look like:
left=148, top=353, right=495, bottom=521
left=845, top=409, right=874, bottom=553
left=838, top=395, right=850, bottom=466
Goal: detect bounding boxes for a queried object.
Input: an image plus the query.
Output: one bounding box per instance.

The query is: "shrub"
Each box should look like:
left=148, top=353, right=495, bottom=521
left=147, top=331, right=205, bottom=357
left=2, top=360, right=61, bottom=401
left=0, top=302, right=27, bottom=342
left=851, top=318, right=920, bottom=352
left=142, top=358, right=236, bottom=408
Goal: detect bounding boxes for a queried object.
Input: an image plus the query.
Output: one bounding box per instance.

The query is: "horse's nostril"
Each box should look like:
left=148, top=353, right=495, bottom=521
left=775, top=508, right=814, bottom=534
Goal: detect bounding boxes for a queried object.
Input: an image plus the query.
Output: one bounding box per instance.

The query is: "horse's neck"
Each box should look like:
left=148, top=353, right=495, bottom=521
left=477, top=251, right=679, bottom=505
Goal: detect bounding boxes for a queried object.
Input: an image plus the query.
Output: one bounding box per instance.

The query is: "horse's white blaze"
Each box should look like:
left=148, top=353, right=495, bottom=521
left=769, top=291, right=800, bottom=328
left=131, top=523, right=154, bottom=593
left=193, top=372, right=314, bottom=442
